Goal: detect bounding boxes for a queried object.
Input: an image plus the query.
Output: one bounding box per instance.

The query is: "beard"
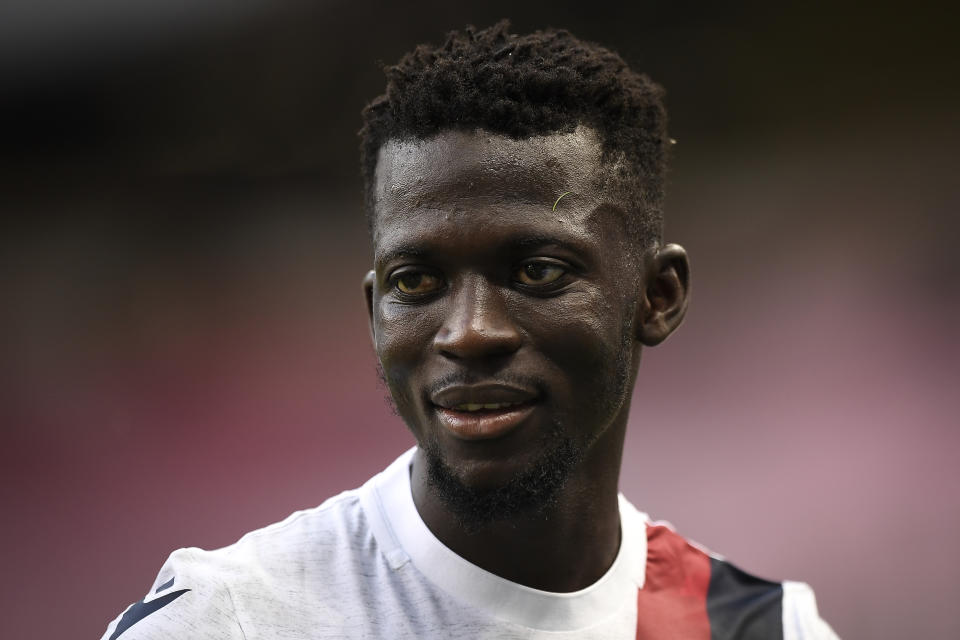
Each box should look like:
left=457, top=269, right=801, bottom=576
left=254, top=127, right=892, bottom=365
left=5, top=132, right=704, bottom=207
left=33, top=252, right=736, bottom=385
left=419, top=420, right=582, bottom=534
left=377, top=312, right=635, bottom=534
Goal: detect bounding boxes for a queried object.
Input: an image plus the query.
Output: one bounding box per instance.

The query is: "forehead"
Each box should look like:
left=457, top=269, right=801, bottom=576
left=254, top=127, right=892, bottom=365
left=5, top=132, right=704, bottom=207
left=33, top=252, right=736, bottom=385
left=372, top=127, right=615, bottom=246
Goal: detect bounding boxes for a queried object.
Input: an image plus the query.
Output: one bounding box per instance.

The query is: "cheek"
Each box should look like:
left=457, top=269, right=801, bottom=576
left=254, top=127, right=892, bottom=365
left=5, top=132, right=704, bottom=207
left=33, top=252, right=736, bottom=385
left=517, top=290, right=630, bottom=391
left=375, top=297, right=437, bottom=354
left=374, top=300, right=440, bottom=400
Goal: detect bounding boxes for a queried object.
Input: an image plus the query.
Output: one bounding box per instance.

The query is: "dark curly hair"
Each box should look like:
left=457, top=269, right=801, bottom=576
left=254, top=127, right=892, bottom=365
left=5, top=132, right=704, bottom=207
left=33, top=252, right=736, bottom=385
left=359, top=21, right=670, bottom=245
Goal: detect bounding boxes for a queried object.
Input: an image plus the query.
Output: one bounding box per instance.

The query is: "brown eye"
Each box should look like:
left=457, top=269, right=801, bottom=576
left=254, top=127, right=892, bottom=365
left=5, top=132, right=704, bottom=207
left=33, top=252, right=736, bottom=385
left=395, top=272, right=441, bottom=295
left=516, top=261, right=566, bottom=286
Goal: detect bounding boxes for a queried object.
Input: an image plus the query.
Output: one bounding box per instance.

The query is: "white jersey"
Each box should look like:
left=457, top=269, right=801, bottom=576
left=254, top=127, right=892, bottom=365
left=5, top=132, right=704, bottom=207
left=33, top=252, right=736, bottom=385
left=102, top=448, right=839, bottom=639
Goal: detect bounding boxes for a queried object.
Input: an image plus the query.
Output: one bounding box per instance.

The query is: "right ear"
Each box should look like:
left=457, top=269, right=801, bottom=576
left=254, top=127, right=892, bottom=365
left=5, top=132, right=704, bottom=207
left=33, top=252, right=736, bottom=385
left=362, top=270, right=376, bottom=346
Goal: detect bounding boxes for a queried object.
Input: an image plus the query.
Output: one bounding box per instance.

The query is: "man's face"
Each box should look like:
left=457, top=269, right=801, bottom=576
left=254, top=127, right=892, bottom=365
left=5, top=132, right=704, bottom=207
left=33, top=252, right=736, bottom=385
left=366, top=127, right=647, bottom=516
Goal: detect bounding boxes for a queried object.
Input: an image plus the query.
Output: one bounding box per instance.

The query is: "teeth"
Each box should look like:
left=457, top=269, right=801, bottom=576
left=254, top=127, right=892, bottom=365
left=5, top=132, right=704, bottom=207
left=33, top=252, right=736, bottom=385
left=453, top=402, right=519, bottom=412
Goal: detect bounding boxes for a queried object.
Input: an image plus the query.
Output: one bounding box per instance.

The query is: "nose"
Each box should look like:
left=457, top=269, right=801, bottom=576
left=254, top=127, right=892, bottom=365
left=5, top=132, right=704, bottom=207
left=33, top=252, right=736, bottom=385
left=433, top=276, right=522, bottom=359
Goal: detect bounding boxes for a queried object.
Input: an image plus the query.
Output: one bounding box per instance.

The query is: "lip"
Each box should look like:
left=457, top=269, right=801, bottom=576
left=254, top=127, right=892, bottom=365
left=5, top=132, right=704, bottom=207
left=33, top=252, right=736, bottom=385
left=430, top=383, right=539, bottom=441
left=431, top=382, right=538, bottom=408
left=434, top=403, right=537, bottom=441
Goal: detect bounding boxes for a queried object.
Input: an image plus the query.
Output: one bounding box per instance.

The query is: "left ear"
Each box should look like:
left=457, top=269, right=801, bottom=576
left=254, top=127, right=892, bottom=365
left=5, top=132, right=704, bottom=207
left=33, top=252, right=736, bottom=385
left=636, top=243, right=690, bottom=346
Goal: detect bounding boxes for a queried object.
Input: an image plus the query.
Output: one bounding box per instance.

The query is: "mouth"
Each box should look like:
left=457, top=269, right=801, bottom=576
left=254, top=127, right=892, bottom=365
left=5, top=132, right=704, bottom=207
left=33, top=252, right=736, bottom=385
left=450, top=401, right=525, bottom=412
left=430, top=383, right=539, bottom=441
left=433, top=402, right=537, bottom=440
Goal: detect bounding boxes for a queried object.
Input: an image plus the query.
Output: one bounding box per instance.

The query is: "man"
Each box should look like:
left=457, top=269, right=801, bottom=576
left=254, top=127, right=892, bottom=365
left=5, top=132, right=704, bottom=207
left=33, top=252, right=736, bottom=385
left=103, top=22, right=839, bottom=639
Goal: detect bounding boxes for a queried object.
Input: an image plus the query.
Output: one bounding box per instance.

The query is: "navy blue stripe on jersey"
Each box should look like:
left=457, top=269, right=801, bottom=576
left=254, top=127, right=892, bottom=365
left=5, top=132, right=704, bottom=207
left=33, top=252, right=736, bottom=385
left=108, top=588, right=190, bottom=640
left=155, top=577, right=175, bottom=593
left=707, top=557, right=783, bottom=640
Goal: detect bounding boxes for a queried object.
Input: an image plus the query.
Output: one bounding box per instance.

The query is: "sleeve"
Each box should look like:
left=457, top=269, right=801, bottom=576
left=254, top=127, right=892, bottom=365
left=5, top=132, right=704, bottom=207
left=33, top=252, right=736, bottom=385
left=781, top=581, right=841, bottom=640
left=100, top=548, right=246, bottom=640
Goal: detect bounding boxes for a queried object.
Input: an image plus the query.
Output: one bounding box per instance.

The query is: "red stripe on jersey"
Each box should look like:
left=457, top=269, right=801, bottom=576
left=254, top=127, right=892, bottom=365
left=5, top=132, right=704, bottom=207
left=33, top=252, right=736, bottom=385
left=635, top=523, right=711, bottom=640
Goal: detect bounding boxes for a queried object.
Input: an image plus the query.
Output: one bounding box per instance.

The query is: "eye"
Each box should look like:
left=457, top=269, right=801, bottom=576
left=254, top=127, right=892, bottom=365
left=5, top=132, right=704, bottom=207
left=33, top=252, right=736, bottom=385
left=393, top=270, right=442, bottom=295
left=515, top=260, right=567, bottom=287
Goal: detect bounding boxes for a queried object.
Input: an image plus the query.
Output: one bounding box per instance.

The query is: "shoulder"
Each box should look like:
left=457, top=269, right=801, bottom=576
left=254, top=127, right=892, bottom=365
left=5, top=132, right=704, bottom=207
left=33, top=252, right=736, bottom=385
left=99, top=547, right=244, bottom=640
left=101, top=489, right=369, bottom=640
left=624, top=504, right=840, bottom=640
left=226, top=487, right=371, bottom=569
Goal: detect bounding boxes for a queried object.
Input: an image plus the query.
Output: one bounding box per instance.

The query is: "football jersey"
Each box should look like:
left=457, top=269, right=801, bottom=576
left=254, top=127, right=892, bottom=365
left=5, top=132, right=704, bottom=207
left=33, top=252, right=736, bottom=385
left=102, top=448, right=839, bottom=639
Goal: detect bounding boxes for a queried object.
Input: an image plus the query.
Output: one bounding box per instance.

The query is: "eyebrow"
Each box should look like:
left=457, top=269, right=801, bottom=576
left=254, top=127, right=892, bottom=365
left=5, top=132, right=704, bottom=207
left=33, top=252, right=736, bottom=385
left=376, top=246, right=428, bottom=267
left=375, top=233, right=592, bottom=268
left=509, top=234, right=581, bottom=250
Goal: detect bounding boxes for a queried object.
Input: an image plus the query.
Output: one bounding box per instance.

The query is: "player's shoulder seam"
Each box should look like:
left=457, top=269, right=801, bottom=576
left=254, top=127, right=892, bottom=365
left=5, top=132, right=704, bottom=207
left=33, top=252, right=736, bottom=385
left=219, top=567, right=248, bottom=640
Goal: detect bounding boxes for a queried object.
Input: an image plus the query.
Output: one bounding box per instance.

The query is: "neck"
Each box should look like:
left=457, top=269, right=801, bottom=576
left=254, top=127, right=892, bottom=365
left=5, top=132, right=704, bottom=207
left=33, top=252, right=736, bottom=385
left=410, top=423, right=626, bottom=592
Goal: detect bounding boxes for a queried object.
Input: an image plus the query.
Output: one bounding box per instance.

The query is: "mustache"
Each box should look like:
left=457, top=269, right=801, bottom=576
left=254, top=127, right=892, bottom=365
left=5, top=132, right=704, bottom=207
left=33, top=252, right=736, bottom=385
left=425, top=371, right=546, bottom=397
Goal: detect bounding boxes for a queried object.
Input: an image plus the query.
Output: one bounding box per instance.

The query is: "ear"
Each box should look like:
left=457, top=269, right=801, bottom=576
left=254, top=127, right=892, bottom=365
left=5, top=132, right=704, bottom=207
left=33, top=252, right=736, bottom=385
left=362, top=270, right=376, bottom=345
left=636, top=243, right=690, bottom=346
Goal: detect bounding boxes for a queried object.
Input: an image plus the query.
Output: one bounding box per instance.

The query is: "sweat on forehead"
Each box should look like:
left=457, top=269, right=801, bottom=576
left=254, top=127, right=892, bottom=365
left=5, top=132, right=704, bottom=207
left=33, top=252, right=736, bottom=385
left=372, top=127, right=610, bottom=220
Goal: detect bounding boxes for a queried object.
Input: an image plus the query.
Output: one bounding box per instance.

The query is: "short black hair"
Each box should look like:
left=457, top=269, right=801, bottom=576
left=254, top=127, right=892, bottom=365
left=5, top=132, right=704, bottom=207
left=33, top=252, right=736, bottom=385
left=359, top=20, right=669, bottom=245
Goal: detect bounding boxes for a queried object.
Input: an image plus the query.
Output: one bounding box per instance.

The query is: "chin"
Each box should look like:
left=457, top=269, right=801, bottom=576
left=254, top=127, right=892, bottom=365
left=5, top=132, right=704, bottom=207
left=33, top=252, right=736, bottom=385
left=421, top=426, right=581, bottom=532
left=441, top=455, right=530, bottom=492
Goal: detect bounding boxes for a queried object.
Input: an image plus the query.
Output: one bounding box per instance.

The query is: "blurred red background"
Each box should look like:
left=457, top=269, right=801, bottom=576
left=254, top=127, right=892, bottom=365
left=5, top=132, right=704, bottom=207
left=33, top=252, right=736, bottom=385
left=2, top=2, right=957, bottom=638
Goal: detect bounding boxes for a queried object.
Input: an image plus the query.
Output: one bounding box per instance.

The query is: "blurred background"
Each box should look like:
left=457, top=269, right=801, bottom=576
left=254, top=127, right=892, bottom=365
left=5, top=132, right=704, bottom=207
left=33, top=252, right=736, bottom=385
left=2, top=1, right=957, bottom=638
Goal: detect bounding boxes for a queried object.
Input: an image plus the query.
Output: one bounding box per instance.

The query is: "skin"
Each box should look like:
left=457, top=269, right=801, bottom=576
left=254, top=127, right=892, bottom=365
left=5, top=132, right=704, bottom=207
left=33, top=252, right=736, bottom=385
left=363, top=126, right=690, bottom=592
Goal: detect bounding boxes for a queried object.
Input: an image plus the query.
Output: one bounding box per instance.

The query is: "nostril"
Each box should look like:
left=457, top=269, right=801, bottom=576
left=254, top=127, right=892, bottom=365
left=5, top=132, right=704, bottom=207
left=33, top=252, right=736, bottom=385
left=434, top=325, right=522, bottom=359
left=433, top=313, right=522, bottom=358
